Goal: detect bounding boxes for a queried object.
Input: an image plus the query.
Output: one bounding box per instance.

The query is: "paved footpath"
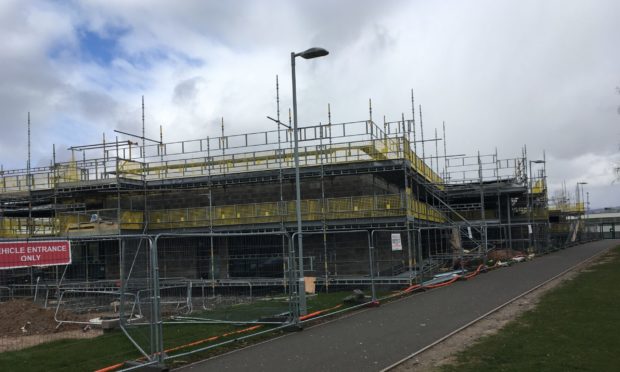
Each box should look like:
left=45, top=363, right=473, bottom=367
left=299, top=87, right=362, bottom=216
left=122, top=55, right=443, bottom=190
left=181, top=240, right=619, bottom=372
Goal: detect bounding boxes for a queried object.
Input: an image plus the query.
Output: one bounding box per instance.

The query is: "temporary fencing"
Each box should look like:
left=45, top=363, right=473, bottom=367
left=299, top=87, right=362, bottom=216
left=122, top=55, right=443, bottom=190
left=409, top=224, right=489, bottom=282
left=0, top=223, right=606, bottom=371
left=371, top=230, right=415, bottom=282
left=0, top=237, right=137, bottom=371
left=55, top=289, right=134, bottom=325
left=292, top=230, right=381, bottom=321
left=116, top=235, right=161, bottom=367
left=600, top=222, right=618, bottom=239
left=125, top=232, right=294, bottom=366
left=0, top=286, right=10, bottom=302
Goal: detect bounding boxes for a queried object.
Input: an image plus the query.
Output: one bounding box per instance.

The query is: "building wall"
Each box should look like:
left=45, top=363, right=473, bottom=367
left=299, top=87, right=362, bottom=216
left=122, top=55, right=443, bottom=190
left=103, top=174, right=403, bottom=212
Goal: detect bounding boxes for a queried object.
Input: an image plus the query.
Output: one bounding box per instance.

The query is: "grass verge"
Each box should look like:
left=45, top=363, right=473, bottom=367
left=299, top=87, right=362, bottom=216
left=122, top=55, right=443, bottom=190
left=441, top=245, right=620, bottom=372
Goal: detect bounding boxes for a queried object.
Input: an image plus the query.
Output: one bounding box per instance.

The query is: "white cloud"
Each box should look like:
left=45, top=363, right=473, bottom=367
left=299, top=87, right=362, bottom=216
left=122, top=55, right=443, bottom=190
left=0, top=0, right=618, bottom=207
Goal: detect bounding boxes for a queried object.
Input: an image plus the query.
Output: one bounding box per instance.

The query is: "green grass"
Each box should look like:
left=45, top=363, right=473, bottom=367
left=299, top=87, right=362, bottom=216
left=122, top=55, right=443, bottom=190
left=0, top=330, right=140, bottom=372
left=0, top=290, right=364, bottom=371
left=442, top=245, right=620, bottom=372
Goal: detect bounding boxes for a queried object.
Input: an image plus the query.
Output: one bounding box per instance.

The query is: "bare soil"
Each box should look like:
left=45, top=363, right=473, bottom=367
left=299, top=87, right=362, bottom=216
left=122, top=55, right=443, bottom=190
left=0, top=299, right=103, bottom=352
left=393, top=252, right=607, bottom=371
left=486, top=249, right=524, bottom=261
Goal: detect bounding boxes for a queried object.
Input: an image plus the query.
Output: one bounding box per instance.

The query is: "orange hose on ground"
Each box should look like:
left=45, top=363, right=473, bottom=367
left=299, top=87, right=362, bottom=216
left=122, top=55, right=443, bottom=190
left=162, top=324, right=262, bottom=356
left=220, top=324, right=262, bottom=338
left=399, top=263, right=488, bottom=295
left=423, top=275, right=459, bottom=289
left=94, top=362, right=124, bottom=372
left=299, top=304, right=343, bottom=321
left=94, top=324, right=263, bottom=372
left=464, top=264, right=484, bottom=280
left=163, top=335, right=221, bottom=354
left=403, top=284, right=422, bottom=293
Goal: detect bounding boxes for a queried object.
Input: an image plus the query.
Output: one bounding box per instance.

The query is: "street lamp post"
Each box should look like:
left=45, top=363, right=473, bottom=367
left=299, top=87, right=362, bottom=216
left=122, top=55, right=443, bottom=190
left=291, top=47, right=329, bottom=316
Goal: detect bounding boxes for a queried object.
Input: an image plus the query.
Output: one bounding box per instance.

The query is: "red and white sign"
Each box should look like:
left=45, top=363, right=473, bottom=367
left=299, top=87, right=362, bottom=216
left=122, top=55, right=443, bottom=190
left=0, top=241, right=72, bottom=270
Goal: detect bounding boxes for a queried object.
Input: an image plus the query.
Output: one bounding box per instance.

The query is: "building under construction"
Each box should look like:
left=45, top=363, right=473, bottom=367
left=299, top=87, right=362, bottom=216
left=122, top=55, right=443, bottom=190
left=0, top=85, right=600, bottom=300
left=0, top=99, right=586, bottom=296
left=1, top=97, right=600, bottom=368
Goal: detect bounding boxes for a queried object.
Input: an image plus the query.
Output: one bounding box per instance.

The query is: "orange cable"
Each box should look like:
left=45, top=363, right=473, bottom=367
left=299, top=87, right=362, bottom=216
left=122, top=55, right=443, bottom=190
left=94, top=324, right=263, bottom=372
left=423, top=275, right=460, bottom=289
left=94, top=362, right=124, bottom=372
left=299, top=304, right=343, bottom=321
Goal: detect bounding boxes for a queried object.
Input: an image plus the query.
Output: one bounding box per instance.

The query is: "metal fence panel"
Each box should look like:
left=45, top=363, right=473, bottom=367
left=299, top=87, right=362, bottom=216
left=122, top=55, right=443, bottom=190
left=150, top=233, right=294, bottom=361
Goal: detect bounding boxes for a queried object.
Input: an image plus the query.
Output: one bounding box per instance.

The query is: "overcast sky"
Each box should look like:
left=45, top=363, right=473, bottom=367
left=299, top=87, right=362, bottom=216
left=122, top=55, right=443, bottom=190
left=1, top=0, right=618, bottom=208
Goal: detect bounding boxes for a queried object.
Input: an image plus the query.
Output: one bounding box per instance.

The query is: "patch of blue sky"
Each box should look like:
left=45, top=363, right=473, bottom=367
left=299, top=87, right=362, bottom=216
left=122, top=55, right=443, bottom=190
left=48, top=21, right=205, bottom=69
left=47, top=27, right=124, bottom=67
left=76, top=25, right=130, bottom=66
left=47, top=24, right=204, bottom=93
left=47, top=25, right=129, bottom=66
left=83, top=48, right=204, bottom=93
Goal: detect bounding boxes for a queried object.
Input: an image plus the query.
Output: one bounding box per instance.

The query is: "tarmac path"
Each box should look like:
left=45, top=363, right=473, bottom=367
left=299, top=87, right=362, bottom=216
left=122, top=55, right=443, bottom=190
left=180, top=240, right=618, bottom=372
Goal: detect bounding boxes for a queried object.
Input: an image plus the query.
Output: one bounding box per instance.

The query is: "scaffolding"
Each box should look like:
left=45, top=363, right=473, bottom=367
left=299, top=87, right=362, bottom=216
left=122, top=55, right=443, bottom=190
left=1, top=119, right=446, bottom=238
left=0, top=104, right=582, bottom=293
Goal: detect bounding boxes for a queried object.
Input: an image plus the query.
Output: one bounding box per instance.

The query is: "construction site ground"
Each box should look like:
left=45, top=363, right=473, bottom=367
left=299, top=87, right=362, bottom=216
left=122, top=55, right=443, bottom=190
left=0, top=299, right=102, bottom=352
left=180, top=239, right=619, bottom=372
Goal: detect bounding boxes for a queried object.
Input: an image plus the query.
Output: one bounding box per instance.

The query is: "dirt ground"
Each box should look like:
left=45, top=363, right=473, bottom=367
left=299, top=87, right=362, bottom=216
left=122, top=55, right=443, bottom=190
left=0, top=299, right=103, bottom=352
left=393, top=251, right=610, bottom=371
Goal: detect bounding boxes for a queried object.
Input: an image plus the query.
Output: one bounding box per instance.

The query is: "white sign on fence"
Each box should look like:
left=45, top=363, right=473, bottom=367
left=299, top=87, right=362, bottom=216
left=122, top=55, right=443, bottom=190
left=391, top=233, right=403, bottom=251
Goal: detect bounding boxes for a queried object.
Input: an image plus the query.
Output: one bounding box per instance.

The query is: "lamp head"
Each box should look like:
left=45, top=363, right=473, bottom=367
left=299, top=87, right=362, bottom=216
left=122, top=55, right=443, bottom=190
left=297, top=47, right=329, bottom=59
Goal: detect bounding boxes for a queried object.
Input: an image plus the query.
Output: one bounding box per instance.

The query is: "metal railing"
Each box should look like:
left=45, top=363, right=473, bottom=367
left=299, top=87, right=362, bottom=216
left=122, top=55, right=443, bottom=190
left=0, top=135, right=443, bottom=194
left=1, top=193, right=446, bottom=237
